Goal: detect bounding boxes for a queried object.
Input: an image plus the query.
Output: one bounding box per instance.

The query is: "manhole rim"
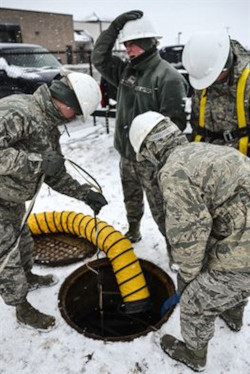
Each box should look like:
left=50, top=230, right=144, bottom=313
left=58, top=257, right=176, bottom=342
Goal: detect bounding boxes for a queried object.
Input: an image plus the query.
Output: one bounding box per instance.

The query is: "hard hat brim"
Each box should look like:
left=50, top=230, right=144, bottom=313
left=118, top=16, right=162, bottom=44
left=119, top=34, right=162, bottom=44
left=188, top=65, right=225, bottom=90
left=183, top=31, right=230, bottom=90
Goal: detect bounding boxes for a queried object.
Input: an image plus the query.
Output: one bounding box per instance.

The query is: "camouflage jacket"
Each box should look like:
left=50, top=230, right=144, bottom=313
left=190, top=40, right=250, bottom=149
left=157, top=141, right=250, bottom=282
left=0, top=85, right=91, bottom=203
left=92, top=25, right=188, bottom=160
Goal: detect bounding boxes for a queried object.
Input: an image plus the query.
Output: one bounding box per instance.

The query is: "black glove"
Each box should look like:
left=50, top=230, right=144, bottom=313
left=41, top=151, right=65, bottom=177
left=177, top=273, right=189, bottom=296
left=111, top=10, right=143, bottom=32
left=86, top=189, right=108, bottom=214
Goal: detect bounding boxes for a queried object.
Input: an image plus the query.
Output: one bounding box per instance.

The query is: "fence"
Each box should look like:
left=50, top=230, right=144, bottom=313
left=0, top=46, right=122, bottom=131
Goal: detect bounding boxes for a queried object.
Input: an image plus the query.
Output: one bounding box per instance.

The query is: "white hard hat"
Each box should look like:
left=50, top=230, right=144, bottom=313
left=66, top=72, right=101, bottom=119
left=129, top=111, right=165, bottom=160
left=118, top=16, right=162, bottom=44
left=182, top=31, right=230, bottom=89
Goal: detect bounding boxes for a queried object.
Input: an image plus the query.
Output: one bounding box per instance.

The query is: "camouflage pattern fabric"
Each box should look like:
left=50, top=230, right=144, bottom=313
left=180, top=270, right=250, bottom=350
left=140, top=118, right=250, bottom=349
left=190, top=40, right=250, bottom=149
left=0, top=85, right=94, bottom=306
left=119, top=157, right=165, bottom=236
left=0, top=85, right=91, bottom=204
left=0, top=198, right=32, bottom=305
left=158, top=142, right=250, bottom=281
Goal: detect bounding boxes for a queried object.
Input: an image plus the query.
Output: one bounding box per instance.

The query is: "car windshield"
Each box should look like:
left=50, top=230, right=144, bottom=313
left=1, top=47, right=61, bottom=68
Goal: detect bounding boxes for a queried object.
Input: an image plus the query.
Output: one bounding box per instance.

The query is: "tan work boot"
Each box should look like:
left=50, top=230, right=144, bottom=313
left=220, top=303, right=245, bottom=332
left=161, top=334, right=207, bottom=372
left=16, top=299, right=56, bottom=331
left=26, top=271, right=58, bottom=291
left=125, top=222, right=142, bottom=243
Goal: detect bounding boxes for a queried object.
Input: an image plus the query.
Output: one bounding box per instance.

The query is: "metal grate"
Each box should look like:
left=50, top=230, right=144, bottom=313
left=32, top=233, right=96, bottom=266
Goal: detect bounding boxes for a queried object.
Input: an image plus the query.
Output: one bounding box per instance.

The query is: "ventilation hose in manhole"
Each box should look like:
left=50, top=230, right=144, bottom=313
left=58, top=258, right=177, bottom=341
left=28, top=211, right=150, bottom=312
left=28, top=211, right=177, bottom=341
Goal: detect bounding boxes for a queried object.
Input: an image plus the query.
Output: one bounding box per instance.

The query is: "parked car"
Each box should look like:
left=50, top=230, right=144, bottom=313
left=159, top=44, right=193, bottom=97
left=0, top=43, right=62, bottom=98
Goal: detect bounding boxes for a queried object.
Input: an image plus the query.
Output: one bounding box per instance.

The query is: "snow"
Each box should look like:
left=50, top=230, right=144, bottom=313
left=1, top=117, right=249, bottom=374
left=74, top=31, right=93, bottom=43
left=81, top=12, right=112, bottom=23
left=0, top=57, right=40, bottom=79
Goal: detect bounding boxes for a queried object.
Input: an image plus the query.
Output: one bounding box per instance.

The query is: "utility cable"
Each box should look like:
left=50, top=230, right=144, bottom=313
left=65, top=158, right=102, bottom=193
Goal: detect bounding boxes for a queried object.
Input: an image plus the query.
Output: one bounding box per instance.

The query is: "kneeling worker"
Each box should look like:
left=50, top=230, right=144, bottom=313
left=129, top=111, right=250, bottom=372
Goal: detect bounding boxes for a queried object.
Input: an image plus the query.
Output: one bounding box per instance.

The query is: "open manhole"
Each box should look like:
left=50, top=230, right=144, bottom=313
left=58, top=258, right=176, bottom=341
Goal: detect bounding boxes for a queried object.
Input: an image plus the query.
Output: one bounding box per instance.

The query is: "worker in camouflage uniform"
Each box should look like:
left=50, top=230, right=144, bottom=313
left=129, top=111, right=250, bottom=372
left=0, top=72, right=107, bottom=331
left=183, top=31, right=250, bottom=156
left=92, top=10, right=187, bottom=246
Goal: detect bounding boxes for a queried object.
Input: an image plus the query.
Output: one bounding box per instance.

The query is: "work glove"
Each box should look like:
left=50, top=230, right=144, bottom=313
left=41, top=151, right=65, bottom=177
left=85, top=189, right=108, bottom=214
left=177, top=273, right=189, bottom=296
left=111, top=10, right=143, bottom=32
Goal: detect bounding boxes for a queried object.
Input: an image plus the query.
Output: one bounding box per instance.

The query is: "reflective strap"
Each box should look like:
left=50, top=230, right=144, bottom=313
left=237, top=67, right=250, bottom=155
left=195, top=68, right=250, bottom=152
left=195, top=89, right=207, bottom=142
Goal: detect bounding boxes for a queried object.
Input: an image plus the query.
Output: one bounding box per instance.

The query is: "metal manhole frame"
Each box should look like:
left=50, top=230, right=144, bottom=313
left=58, top=257, right=176, bottom=342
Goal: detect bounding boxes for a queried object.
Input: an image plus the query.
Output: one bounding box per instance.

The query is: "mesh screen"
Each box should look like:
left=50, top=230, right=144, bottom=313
left=33, top=233, right=96, bottom=266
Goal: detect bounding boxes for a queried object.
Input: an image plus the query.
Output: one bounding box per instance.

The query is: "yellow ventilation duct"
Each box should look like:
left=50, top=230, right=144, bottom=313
left=28, top=211, right=150, bottom=309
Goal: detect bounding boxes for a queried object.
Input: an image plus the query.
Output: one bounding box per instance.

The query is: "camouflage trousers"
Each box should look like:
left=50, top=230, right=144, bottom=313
left=0, top=198, right=34, bottom=306
left=180, top=270, right=250, bottom=350
left=119, top=157, right=165, bottom=236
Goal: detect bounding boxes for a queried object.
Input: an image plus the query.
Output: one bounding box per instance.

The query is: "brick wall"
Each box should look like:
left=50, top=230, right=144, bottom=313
left=0, top=8, right=75, bottom=63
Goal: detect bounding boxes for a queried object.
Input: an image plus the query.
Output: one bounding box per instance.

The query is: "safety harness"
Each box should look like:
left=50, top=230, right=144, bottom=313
left=194, top=67, right=250, bottom=155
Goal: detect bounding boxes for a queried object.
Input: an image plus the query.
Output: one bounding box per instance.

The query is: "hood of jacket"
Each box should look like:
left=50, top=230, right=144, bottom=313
left=140, top=117, right=189, bottom=166
left=33, top=84, right=67, bottom=129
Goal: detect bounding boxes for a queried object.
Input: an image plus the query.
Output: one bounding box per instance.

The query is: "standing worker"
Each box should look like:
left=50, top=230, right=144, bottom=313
left=129, top=111, right=250, bottom=372
left=92, top=10, right=187, bottom=246
left=0, top=72, right=107, bottom=331
left=182, top=30, right=250, bottom=155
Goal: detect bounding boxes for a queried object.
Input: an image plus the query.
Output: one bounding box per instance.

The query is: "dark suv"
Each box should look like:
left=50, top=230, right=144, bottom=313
left=0, top=43, right=62, bottom=98
left=159, top=44, right=193, bottom=97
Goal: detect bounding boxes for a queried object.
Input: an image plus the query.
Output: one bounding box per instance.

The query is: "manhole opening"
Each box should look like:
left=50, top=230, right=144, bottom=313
left=59, top=258, right=176, bottom=342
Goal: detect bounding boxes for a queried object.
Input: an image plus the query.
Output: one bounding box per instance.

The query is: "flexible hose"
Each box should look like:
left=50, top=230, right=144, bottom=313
left=28, top=211, right=150, bottom=304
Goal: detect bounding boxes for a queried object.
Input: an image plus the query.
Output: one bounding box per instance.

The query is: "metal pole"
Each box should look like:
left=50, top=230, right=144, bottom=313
left=177, top=32, right=182, bottom=44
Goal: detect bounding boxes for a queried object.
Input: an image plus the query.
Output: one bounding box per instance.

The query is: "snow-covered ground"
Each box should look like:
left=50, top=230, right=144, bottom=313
left=1, top=117, right=249, bottom=374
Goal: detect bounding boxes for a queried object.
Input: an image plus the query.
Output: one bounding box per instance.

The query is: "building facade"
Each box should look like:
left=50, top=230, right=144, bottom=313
left=0, top=8, right=75, bottom=63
